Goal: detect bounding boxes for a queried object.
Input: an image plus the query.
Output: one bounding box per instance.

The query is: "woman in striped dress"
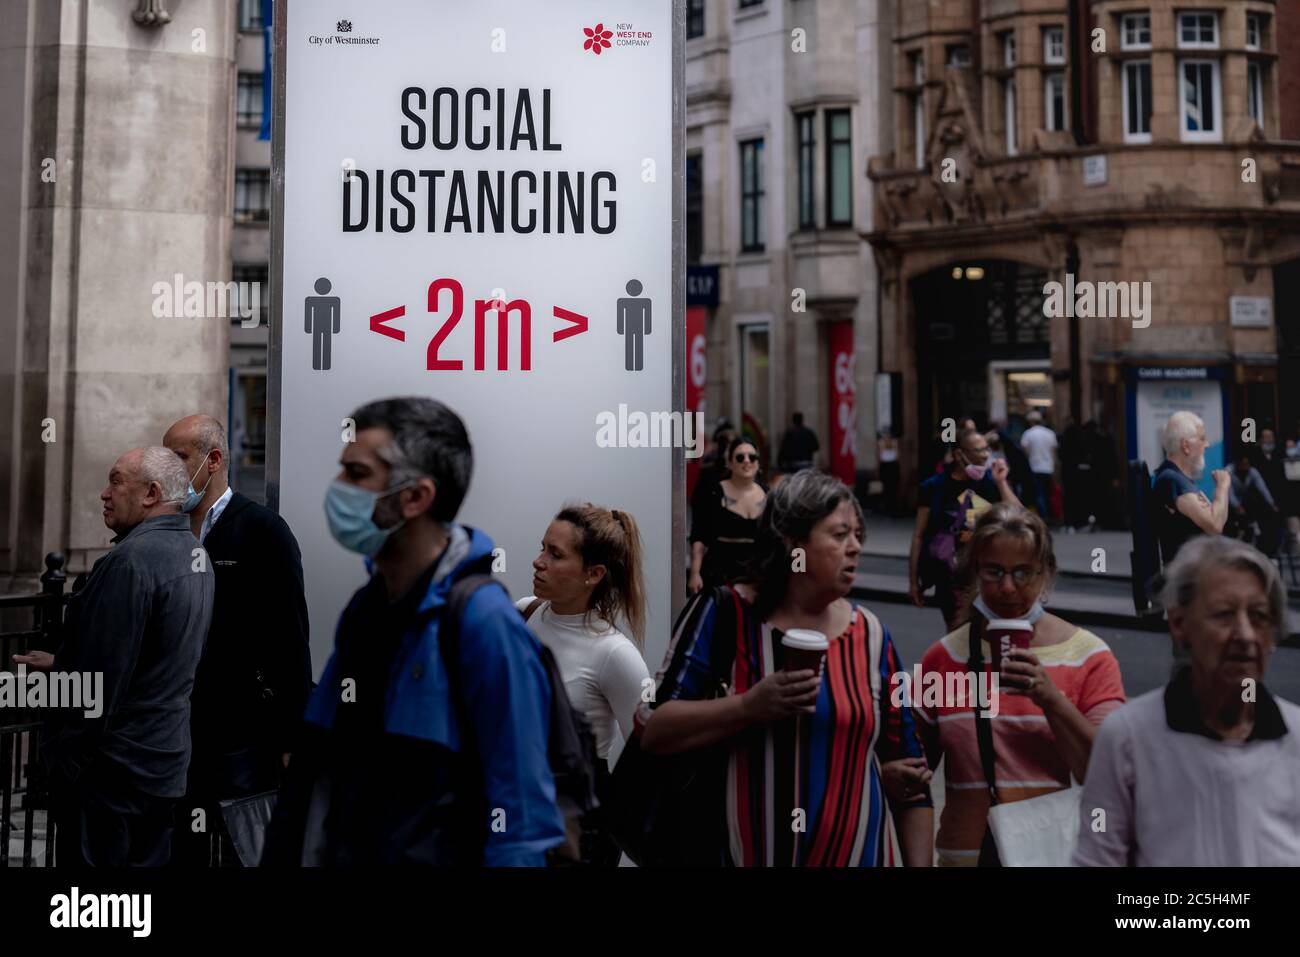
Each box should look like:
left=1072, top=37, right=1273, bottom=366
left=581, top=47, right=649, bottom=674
left=640, top=471, right=934, bottom=866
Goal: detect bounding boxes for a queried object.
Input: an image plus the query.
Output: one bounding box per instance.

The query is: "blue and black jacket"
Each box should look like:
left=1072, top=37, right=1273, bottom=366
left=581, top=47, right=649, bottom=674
left=264, top=524, right=565, bottom=867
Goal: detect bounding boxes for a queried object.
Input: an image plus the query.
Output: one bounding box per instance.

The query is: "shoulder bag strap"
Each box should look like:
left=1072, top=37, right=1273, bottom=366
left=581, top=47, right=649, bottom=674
left=966, top=614, right=999, bottom=808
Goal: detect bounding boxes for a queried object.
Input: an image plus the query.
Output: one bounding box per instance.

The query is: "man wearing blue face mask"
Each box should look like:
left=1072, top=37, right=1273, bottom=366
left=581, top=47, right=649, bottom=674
left=263, top=396, right=565, bottom=867
left=162, top=414, right=311, bottom=867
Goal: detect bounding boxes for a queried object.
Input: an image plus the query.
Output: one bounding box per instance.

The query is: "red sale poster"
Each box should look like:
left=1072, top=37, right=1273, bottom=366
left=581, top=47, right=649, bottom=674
left=686, top=305, right=706, bottom=498
left=828, top=321, right=856, bottom=486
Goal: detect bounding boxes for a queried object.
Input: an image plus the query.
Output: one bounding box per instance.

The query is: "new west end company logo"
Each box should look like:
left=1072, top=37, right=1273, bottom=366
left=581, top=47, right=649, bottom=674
left=308, top=17, right=379, bottom=47
left=582, top=22, right=654, bottom=55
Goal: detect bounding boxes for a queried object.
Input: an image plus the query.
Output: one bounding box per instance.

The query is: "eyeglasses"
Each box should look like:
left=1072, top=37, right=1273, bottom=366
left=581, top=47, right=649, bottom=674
left=734, top=453, right=759, bottom=463
left=978, top=565, right=1037, bottom=585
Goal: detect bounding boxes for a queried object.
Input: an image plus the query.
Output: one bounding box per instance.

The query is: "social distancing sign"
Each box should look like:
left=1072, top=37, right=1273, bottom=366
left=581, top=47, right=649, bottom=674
left=273, top=1, right=679, bottom=674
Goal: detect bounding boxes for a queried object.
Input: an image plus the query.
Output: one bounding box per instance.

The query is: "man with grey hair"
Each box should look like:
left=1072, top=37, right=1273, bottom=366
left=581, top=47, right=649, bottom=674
left=1151, top=410, right=1230, bottom=564
left=17, top=446, right=214, bottom=866
left=162, top=414, right=310, bottom=867
left=1074, top=535, right=1299, bottom=865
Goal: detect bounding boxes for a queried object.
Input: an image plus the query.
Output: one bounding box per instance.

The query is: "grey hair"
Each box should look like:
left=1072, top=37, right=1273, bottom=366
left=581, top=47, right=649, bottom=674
left=191, top=417, right=229, bottom=464
left=1162, top=411, right=1203, bottom=457
left=1159, top=535, right=1286, bottom=641
left=748, top=469, right=865, bottom=619
left=350, top=397, right=473, bottom=521
left=138, top=446, right=190, bottom=504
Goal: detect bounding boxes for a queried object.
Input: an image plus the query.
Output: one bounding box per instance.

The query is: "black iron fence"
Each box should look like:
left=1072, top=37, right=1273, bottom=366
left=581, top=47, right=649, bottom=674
left=0, top=554, right=68, bottom=867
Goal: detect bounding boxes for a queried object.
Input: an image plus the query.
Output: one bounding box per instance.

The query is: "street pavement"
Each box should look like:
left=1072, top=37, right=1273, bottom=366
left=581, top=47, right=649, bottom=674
left=853, top=516, right=1300, bottom=703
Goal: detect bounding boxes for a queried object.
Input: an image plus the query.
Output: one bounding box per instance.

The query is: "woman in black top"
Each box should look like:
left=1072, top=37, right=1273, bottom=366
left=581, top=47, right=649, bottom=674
left=688, top=438, right=768, bottom=594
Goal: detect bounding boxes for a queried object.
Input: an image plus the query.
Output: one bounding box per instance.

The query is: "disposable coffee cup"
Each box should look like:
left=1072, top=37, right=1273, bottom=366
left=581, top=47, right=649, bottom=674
left=986, top=619, right=1033, bottom=670
left=782, top=629, right=828, bottom=676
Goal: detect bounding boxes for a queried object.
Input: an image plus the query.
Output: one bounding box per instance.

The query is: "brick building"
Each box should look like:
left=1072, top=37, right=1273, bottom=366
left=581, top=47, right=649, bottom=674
left=869, top=0, right=1300, bottom=506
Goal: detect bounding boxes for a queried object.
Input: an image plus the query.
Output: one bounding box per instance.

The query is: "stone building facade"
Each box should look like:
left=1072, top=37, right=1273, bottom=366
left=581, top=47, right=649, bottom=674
left=0, top=0, right=235, bottom=586
left=869, top=0, right=1300, bottom=504
left=687, top=0, right=890, bottom=485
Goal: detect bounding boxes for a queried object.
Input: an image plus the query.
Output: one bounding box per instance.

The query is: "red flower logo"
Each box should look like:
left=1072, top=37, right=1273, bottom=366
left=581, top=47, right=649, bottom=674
left=583, top=23, right=613, bottom=55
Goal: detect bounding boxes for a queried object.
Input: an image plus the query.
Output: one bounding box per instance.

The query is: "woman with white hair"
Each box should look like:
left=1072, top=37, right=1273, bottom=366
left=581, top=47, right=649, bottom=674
left=1074, top=535, right=1300, bottom=866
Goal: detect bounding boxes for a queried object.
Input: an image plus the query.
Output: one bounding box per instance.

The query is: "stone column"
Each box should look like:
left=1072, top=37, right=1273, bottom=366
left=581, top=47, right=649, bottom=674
left=0, top=0, right=235, bottom=585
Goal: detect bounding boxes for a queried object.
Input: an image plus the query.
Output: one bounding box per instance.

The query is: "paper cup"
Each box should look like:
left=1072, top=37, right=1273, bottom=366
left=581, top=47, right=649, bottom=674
left=781, top=628, right=828, bottom=676
left=986, top=618, right=1034, bottom=670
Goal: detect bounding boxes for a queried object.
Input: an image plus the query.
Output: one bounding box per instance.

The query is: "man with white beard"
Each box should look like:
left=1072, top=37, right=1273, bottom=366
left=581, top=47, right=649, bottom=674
left=1152, top=411, right=1231, bottom=565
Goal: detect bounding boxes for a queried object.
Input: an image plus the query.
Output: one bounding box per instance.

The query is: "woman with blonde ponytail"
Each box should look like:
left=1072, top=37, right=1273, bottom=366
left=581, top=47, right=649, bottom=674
left=520, top=503, right=651, bottom=865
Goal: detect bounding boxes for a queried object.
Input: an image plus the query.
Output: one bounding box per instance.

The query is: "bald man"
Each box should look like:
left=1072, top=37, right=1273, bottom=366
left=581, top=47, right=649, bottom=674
left=162, top=415, right=310, bottom=867
left=33, top=447, right=214, bottom=867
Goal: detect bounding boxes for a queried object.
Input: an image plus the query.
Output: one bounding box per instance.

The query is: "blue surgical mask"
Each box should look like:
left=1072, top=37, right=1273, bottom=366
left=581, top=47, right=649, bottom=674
left=180, top=451, right=214, bottom=514
left=324, top=479, right=412, bottom=557
left=973, top=592, right=1045, bottom=624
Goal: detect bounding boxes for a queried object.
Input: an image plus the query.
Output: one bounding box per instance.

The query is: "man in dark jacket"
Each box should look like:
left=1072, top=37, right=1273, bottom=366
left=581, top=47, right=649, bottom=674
left=161, top=414, right=311, bottom=866
left=263, top=396, right=564, bottom=866
left=25, top=447, right=214, bottom=866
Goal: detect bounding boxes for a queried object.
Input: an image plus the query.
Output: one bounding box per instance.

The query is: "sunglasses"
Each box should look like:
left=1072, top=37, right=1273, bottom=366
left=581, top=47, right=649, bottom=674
left=733, top=453, right=759, bottom=464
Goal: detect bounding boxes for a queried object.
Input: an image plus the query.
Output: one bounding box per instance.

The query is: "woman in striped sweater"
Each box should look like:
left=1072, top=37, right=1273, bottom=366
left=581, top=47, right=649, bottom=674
left=640, top=471, right=934, bottom=866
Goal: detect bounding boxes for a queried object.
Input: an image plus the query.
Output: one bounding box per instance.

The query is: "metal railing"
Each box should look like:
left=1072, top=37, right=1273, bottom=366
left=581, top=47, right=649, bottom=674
left=0, top=553, right=68, bottom=867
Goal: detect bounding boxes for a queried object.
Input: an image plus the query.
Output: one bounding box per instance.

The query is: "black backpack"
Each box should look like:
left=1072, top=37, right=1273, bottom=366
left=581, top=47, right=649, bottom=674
left=441, top=571, right=600, bottom=865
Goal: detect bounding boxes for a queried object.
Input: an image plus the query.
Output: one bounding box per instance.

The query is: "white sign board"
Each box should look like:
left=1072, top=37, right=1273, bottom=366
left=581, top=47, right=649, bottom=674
left=1229, top=295, right=1272, bottom=328
left=1082, top=154, right=1107, bottom=187
left=273, top=0, right=680, bottom=675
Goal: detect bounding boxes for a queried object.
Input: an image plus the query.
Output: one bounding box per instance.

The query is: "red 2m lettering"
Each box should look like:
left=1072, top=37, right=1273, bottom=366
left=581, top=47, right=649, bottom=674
left=474, top=298, right=532, bottom=371
left=426, top=278, right=463, bottom=371
left=423, top=278, right=534, bottom=371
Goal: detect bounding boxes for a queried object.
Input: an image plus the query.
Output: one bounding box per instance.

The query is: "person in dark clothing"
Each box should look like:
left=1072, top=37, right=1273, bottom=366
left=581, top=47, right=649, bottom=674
left=688, top=437, right=768, bottom=594
left=908, top=428, right=1022, bottom=630
left=777, top=412, right=819, bottom=473
left=1085, top=421, right=1121, bottom=528
left=1151, top=411, right=1231, bottom=565
left=1061, top=420, right=1090, bottom=529
left=162, top=414, right=311, bottom=867
left=984, top=421, right=1032, bottom=503
left=15, top=447, right=214, bottom=867
left=1228, top=449, right=1280, bottom=551
left=263, top=397, right=564, bottom=867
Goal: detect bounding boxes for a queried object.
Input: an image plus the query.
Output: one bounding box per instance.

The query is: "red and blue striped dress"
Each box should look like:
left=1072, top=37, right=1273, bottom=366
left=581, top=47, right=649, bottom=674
left=641, top=587, right=930, bottom=866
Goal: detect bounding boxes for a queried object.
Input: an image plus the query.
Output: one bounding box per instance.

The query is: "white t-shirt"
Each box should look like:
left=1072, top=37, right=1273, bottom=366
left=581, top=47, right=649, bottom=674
left=515, top=596, right=649, bottom=767
left=1019, top=425, right=1058, bottom=474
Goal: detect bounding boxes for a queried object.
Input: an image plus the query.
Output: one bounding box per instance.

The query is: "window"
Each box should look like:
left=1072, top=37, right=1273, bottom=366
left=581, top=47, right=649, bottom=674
left=1178, top=11, right=1218, bottom=48
left=237, top=73, right=263, bottom=129
left=1043, top=27, right=1066, bottom=65
left=686, top=153, right=703, bottom=263
left=1044, top=73, right=1067, bottom=131
left=688, top=0, right=705, bottom=39
left=1121, top=12, right=1152, bottom=50
left=1180, top=59, right=1221, bottom=140
left=1123, top=60, right=1153, bottom=142
left=1246, top=13, right=1261, bottom=50
left=796, top=112, right=815, bottom=229
left=739, top=139, right=765, bottom=252
left=910, top=52, right=925, bottom=169
left=826, top=109, right=852, bottom=227
left=238, top=0, right=263, bottom=32
left=1247, top=61, right=1264, bottom=126
left=235, top=168, right=271, bottom=222
left=1004, top=79, right=1018, bottom=155
left=947, top=45, right=971, bottom=69
left=232, top=264, right=269, bottom=327
left=1003, top=32, right=1017, bottom=67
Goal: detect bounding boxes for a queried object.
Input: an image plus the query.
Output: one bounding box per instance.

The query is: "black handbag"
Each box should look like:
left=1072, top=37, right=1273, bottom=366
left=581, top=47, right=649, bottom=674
left=606, top=586, right=738, bottom=867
